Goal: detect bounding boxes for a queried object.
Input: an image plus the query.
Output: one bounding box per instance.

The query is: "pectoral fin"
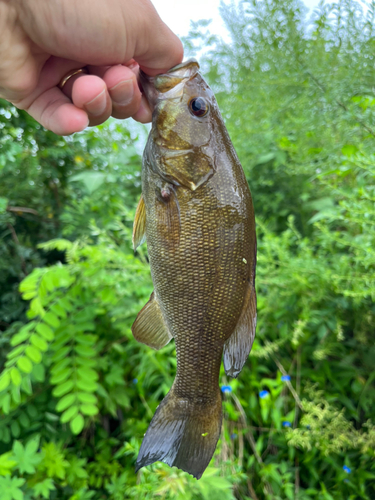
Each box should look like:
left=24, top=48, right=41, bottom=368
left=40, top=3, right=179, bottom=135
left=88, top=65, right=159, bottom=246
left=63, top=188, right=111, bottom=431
left=224, top=284, right=257, bottom=378
left=132, top=292, right=173, bottom=350
left=156, top=189, right=181, bottom=250
left=133, top=195, right=147, bottom=251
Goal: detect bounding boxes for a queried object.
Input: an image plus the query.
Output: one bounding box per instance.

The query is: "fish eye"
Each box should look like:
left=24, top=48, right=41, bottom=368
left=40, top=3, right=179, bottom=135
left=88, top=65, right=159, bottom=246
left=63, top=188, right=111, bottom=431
left=188, top=97, right=209, bottom=117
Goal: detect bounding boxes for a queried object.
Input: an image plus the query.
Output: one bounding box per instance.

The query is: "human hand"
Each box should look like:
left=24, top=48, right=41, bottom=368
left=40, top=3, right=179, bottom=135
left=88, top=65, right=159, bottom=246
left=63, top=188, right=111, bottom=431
left=0, top=0, right=183, bottom=135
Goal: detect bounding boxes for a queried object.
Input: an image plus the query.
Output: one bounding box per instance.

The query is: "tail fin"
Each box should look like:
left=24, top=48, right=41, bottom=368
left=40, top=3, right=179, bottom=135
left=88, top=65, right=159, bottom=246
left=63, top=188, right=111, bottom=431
left=135, top=387, right=222, bottom=479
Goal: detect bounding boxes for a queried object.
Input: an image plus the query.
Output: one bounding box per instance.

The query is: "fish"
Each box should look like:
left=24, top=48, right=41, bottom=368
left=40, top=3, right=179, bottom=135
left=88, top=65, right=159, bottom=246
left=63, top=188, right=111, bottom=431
left=132, top=59, right=257, bottom=479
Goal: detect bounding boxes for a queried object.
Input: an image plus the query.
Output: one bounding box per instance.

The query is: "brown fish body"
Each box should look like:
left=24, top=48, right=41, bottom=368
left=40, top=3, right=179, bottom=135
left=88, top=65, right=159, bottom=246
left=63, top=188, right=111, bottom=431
left=132, top=60, right=256, bottom=479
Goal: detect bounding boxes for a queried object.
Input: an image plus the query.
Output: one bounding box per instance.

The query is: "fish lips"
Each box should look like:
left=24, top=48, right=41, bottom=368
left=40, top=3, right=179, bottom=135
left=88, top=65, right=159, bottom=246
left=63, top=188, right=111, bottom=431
left=139, top=59, right=200, bottom=111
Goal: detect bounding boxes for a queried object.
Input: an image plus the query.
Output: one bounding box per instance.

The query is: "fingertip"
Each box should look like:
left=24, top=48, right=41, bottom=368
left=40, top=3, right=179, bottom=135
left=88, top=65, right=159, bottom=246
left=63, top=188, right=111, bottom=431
left=132, top=95, right=152, bottom=124
left=49, top=104, right=89, bottom=135
left=140, top=38, right=184, bottom=76
left=71, top=75, right=107, bottom=108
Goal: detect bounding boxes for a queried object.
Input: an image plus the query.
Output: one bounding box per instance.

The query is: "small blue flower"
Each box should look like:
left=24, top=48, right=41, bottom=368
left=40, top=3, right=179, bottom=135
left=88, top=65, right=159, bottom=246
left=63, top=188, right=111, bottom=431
left=259, top=390, right=269, bottom=399
left=343, top=465, right=351, bottom=474
left=281, top=374, right=291, bottom=382
left=230, top=433, right=237, bottom=440
left=221, top=385, right=232, bottom=393
left=282, top=421, right=291, bottom=427
left=306, top=425, right=311, bottom=430
left=133, top=378, right=138, bottom=384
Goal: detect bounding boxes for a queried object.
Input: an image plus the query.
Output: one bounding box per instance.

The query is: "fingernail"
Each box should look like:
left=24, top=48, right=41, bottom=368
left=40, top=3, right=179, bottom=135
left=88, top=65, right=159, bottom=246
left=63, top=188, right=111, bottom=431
left=84, top=89, right=107, bottom=116
left=109, top=80, right=134, bottom=106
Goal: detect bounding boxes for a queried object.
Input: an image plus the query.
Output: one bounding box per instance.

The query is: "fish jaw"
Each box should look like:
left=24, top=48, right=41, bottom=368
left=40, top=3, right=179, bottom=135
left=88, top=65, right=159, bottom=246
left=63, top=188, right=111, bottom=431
left=139, top=58, right=200, bottom=110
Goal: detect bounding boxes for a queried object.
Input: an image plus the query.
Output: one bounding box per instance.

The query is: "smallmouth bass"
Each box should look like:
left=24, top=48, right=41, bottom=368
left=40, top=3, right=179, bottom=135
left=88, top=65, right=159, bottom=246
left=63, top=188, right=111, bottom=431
left=132, top=59, right=256, bottom=479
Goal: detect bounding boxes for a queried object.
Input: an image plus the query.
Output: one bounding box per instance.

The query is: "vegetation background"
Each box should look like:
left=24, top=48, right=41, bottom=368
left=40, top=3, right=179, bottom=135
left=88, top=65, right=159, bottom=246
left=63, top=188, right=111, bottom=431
left=0, top=0, right=374, bottom=498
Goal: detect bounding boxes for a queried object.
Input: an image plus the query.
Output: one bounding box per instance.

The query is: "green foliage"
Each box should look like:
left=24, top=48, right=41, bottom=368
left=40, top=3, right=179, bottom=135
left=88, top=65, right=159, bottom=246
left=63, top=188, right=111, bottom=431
left=1, top=0, right=375, bottom=498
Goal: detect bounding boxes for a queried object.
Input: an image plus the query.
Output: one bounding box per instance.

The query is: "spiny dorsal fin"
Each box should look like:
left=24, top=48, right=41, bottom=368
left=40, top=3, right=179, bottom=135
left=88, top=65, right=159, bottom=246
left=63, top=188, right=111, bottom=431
left=132, top=292, right=173, bottom=350
left=133, top=194, right=146, bottom=251
left=223, top=283, right=257, bottom=378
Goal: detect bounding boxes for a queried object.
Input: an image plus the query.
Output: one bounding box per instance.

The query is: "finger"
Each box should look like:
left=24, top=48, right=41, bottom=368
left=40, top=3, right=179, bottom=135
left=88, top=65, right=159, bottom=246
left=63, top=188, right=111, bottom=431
left=88, top=65, right=142, bottom=120
left=0, top=1, right=48, bottom=101
left=129, top=2, right=184, bottom=75
left=16, top=0, right=183, bottom=75
left=26, top=86, right=89, bottom=135
left=132, top=94, right=152, bottom=124
left=62, top=74, right=112, bottom=127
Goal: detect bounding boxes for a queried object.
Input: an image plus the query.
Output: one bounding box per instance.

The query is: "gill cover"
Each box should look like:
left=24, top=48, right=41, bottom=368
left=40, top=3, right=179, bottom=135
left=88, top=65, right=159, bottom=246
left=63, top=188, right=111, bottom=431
left=142, top=59, right=216, bottom=191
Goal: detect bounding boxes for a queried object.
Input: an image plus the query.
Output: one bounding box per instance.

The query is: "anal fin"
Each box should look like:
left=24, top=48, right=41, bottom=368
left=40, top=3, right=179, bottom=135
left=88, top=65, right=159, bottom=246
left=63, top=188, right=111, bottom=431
left=132, top=292, right=173, bottom=350
left=224, top=284, right=257, bottom=378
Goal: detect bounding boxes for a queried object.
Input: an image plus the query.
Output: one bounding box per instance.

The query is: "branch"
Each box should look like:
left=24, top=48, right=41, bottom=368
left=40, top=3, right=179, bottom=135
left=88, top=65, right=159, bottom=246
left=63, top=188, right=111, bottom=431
left=7, top=223, right=27, bottom=275
left=303, top=67, right=375, bottom=139
left=230, top=393, right=275, bottom=499
left=7, top=206, right=39, bottom=216
left=271, top=354, right=304, bottom=411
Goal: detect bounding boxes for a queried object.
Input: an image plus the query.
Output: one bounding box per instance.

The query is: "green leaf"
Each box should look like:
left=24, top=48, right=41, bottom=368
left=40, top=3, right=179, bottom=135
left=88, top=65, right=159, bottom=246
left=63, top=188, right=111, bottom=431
left=32, top=479, right=56, bottom=499
left=56, top=393, right=76, bottom=412
left=76, top=357, right=96, bottom=368
left=0, top=476, right=25, bottom=500
left=30, top=298, right=45, bottom=316
left=38, top=239, right=73, bottom=252
left=2, top=394, right=11, bottom=414
left=43, top=312, right=60, bottom=328
left=10, top=330, right=30, bottom=347
left=26, top=404, right=38, bottom=418
left=76, top=392, right=97, bottom=404
left=36, top=323, right=54, bottom=341
left=60, top=405, right=79, bottom=423
left=20, top=375, right=32, bottom=395
left=80, top=404, right=98, bottom=416
left=51, top=346, right=71, bottom=363
left=0, top=372, right=10, bottom=392
left=77, top=367, right=98, bottom=381
left=50, top=368, right=72, bottom=385
left=51, top=358, right=70, bottom=374
left=0, top=196, right=8, bottom=214
left=30, top=334, right=48, bottom=352
left=18, top=412, right=30, bottom=429
left=7, top=346, right=25, bottom=360
left=16, top=357, right=33, bottom=374
left=75, top=345, right=96, bottom=358
left=10, top=368, right=21, bottom=387
left=32, top=363, right=45, bottom=382
left=10, top=421, right=20, bottom=438
left=58, top=297, right=74, bottom=312
left=0, top=452, right=17, bottom=476
left=342, top=144, right=358, bottom=157
left=76, top=379, right=97, bottom=392
left=12, top=438, right=41, bottom=474
left=70, top=414, right=85, bottom=435
left=41, top=442, right=69, bottom=479
left=25, top=345, right=42, bottom=364
left=50, top=303, right=67, bottom=319
left=52, top=380, right=74, bottom=398
left=71, top=171, right=106, bottom=193
left=11, top=385, right=21, bottom=405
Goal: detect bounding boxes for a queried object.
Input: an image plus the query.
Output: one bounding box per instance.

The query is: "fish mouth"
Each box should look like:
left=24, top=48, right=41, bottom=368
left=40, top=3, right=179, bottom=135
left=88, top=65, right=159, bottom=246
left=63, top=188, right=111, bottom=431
left=139, top=58, right=200, bottom=111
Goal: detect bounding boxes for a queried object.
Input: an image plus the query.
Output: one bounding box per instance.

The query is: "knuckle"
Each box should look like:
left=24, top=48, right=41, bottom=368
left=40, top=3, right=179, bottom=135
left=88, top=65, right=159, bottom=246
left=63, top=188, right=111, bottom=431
left=1, top=77, right=37, bottom=103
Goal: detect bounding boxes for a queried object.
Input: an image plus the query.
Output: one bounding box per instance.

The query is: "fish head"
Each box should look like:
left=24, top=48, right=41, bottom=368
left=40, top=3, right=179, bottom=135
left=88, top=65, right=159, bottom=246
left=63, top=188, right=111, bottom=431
left=140, top=59, right=218, bottom=191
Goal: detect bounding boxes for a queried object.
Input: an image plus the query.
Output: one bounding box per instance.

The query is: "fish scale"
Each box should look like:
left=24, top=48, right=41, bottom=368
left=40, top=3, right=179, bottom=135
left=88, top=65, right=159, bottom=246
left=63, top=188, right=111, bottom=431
left=132, top=59, right=257, bottom=479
